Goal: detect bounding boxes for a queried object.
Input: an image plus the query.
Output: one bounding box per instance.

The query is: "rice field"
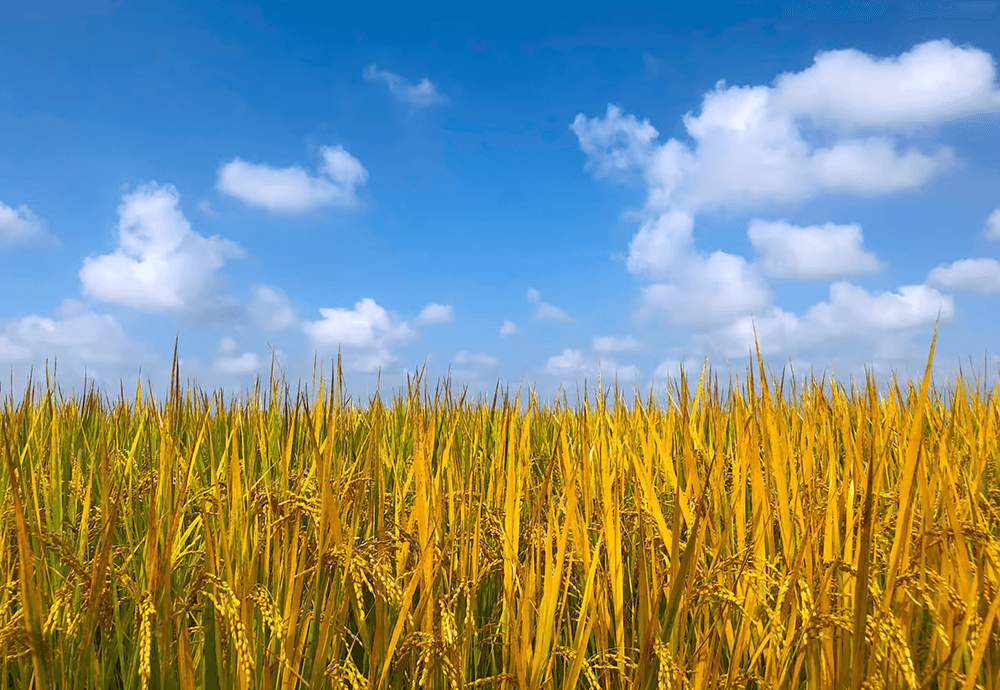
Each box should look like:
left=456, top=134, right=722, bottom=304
left=1, top=324, right=998, bottom=689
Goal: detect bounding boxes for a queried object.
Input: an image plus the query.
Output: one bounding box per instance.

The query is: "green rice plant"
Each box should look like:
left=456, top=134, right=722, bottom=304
left=0, top=324, right=998, bottom=689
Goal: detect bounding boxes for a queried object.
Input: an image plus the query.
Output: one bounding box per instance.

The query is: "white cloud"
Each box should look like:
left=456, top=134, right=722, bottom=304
left=573, top=38, right=990, bottom=365
left=524, top=288, right=571, bottom=321
left=748, top=219, right=882, bottom=280
left=301, top=298, right=416, bottom=373
left=544, top=349, right=587, bottom=375
left=570, top=104, right=659, bottom=179
left=985, top=208, right=1000, bottom=239
left=592, top=335, right=642, bottom=352
left=197, top=200, right=220, bottom=218
left=770, top=38, right=1000, bottom=131
left=626, top=210, right=695, bottom=278
left=363, top=64, right=446, bottom=107
left=217, top=145, right=368, bottom=212
left=453, top=351, right=499, bottom=367
left=0, top=201, right=60, bottom=249
left=597, top=359, right=641, bottom=382
left=248, top=285, right=297, bottom=332
left=0, top=336, right=31, bottom=360
left=808, top=137, right=954, bottom=193
left=637, top=250, right=773, bottom=329
left=534, top=302, right=572, bottom=322
left=213, top=352, right=262, bottom=375
left=79, top=183, right=245, bottom=315
left=0, top=298, right=147, bottom=375
left=219, top=336, right=239, bottom=356
left=500, top=320, right=519, bottom=336
left=700, top=282, right=954, bottom=357
left=416, top=303, right=454, bottom=324
left=926, top=258, right=1000, bottom=294
left=661, top=82, right=954, bottom=211
left=653, top=356, right=709, bottom=380
left=574, top=39, right=989, bottom=215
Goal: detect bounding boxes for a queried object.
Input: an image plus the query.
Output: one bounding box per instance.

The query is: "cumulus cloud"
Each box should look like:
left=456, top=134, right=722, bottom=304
left=248, top=285, right=297, bottom=332
left=592, top=335, right=642, bottom=352
left=637, top=251, right=773, bottom=329
left=574, top=40, right=992, bottom=215
left=573, top=38, right=993, bottom=365
left=770, top=38, right=1000, bottom=131
left=452, top=351, right=499, bottom=366
left=985, top=208, right=1000, bottom=239
left=213, top=352, right=262, bottom=375
left=570, top=104, right=659, bottom=180
left=699, top=282, right=954, bottom=358
left=0, top=201, right=61, bottom=249
left=79, top=183, right=245, bottom=317
left=542, top=350, right=638, bottom=383
left=416, top=303, right=454, bottom=324
left=364, top=64, right=446, bottom=107
left=217, top=145, right=368, bottom=212
left=0, top=298, right=150, bottom=392
left=597, top=359, right=641, bottom=383
left=626, top=210, right=695, bottom=278
left=534, top=302, right=572, bottom=322
left=197, top=200, right=220, bottom=218
left=500, top=320, right=519, bottom=336
left=525, top=288, right=571, bottom=322
left=301, top=298, right=416, bottom=373
left=653, top=356, right=709, bottom=381
left=748, top=219, right=882, bottom=280
left=219, top=337, right=239, bottom=356
left=654, top=82, right=954, bottom=211
left=544, top=348, right=587, bottom=375
left=926, top=258, right=1000, bottom=294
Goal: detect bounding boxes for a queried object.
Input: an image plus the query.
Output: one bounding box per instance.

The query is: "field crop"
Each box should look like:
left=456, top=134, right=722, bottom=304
left=1, top=325, right=999, bottom=689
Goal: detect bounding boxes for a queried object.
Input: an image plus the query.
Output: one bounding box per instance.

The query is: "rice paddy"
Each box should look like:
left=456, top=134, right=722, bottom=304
left=1, top=324, right=998, bottom=689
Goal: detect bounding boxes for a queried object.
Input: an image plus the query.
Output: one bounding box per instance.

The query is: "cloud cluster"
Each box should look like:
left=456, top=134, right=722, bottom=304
left=217, top=145, right=368, bottom=213
left=0, top=298, right=143, bottom=364
left=0, top=298, right=152, bottom=395
left=543, top=347, right=640, bottom=384
left=698, top=282, right=954, bottom=358
left=573, top=38, right=1000, bottom=367
left=1, top=183, right=258, bottom=398
left=576, top=40, right=1000, bottom=216
left=5, top=166, right=457, bottom=394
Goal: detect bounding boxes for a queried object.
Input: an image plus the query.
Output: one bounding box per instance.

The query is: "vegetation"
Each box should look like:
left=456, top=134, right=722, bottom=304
left=1, top=324, right=998, bottom=689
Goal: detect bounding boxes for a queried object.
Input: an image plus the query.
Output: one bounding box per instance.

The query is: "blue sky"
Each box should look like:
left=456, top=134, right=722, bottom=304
left=2, top=0, right=1000, bottom=407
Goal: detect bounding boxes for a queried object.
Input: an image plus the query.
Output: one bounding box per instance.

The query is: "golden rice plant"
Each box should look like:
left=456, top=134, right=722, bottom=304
left=1, top=322, right=998, bottom=689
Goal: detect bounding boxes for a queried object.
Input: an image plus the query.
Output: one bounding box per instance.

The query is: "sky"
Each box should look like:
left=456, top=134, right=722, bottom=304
left=2, top=0, right=1000, bottom=409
